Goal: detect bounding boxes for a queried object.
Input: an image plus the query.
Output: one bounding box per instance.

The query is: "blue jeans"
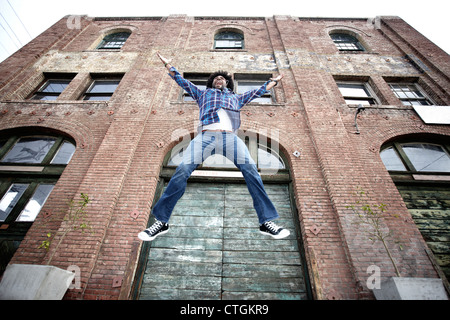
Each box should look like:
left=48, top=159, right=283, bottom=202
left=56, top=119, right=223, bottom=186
left=152, top=131, right=279, bottom=225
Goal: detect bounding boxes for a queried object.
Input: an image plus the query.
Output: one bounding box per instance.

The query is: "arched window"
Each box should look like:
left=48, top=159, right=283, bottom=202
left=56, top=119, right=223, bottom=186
left=97, top=31, right=131, bottom=49
left=0, top=132, right=76, bottom=275
left=381, top=142, right=450, bottom=173
left=380, top=138, right=450, bottom=282
left=0, top=135, right=76, bottom=223
left=214, top=30, right=244, bottom=49
left=330, top=33, right=365, bottom=51
left=167, top=136, right=285, bottom=171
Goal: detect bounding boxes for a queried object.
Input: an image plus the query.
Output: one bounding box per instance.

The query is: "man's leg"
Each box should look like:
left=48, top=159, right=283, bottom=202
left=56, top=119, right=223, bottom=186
left=223, top=133, right=289, bottom=239
left=224, top=132, right=278, bottom=224
left=138, top=134, right=205, bottom=241
left=151, top=161, right=198, bottom=223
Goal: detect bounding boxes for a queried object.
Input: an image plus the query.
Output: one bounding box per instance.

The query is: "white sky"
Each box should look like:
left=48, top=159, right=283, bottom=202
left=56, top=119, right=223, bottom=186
left=0, top=0, right=449, bottom=63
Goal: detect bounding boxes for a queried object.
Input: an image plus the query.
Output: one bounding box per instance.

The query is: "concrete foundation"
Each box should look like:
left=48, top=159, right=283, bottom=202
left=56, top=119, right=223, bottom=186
left=0, top=264, right=74, bottom=300
left=373, top=277, right=448, bottom=300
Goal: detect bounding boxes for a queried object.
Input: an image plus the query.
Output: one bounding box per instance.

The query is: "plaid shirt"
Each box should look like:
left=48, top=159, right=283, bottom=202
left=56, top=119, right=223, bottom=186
left=169, top=67, right=270, bottom=128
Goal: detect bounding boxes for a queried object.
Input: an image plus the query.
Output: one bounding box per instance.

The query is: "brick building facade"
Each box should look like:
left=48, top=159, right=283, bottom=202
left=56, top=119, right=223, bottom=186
left=0, top=14, right=448, bottom=300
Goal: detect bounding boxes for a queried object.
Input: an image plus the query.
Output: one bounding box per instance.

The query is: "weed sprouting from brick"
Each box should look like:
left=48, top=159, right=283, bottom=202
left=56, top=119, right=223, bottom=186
left=346, top=188, right=402, bottom=277
left=39, top=193, right=92, bottom=264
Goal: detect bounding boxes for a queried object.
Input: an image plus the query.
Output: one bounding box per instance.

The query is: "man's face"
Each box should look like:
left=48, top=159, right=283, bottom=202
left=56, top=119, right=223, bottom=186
left=213, top=75, right=228, bottom=90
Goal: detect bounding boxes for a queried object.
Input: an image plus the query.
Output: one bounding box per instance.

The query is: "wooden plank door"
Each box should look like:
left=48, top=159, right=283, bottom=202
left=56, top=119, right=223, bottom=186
left=137, top=182, right=309, bottom=300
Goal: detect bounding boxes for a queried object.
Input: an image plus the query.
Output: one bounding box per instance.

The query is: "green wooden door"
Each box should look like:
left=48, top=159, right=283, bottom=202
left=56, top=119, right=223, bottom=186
left=396, top=184, right=450, bottom=282
left=137, top=182, right=309, bottom=300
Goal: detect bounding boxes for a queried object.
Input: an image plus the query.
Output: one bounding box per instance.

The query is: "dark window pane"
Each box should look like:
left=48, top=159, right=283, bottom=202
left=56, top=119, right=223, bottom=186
left=215, top=32, right=243, bottom=40
left=88, top=81, right=120, bottom=93
left=97, top=32, right=130, bottom=49
left=83, top=95, right=113, bottom=101
left=215, top=31, right=244, bottom=49
left=331, top=33, right=364, bottom=51
left=31, top=79, right=71, bottom=100
left=41, top=80, right=71, bottom=93
left=1, top=137, right=56, bottom=164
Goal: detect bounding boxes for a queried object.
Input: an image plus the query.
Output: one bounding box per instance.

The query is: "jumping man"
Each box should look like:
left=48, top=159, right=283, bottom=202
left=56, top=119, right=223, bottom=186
left=138, top=52, right=289, bottom=241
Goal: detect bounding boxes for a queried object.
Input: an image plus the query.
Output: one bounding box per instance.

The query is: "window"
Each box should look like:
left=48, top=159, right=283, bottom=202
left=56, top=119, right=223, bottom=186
left=0, top=184, right=29, bottom=222
left=380, top=142, right=450, bottom=173
left=380, top=146, right=407, bottom=171
left=0, top=136, right=75, bottom=166
left=30, top=74, right=75, bottom=100
left=380, top=138, right=450, bottom=283
left=0, top=133, right=75, bottom=275
left=83, top=76, right=122, bottom=101
left=330, top=33, right=365, bottom=51
left=13, top=184, right=55, bottom=222
left=388, top=83, right=434, bottom=106
left=402, top=144, right=450, bottom=172
left=235, top=74, right=274, bottom=104
left=337, top=82, right=378, bottom=105
left=0, top=135, right=75, bottom=222
left=181, top=73, right=274, bottom=104
left=97, top=32, right=131, bottom=49
left=1, top=137, right=56, bottom=164
left=51, top=141, right=76, bottom=164
left=214, top=31, right=244, bottom=49
left=0, top=135, right=75, bottom=221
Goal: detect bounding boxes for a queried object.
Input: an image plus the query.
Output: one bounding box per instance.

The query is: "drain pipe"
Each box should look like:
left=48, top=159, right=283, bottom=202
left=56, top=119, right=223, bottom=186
left=354, top=104, right=365, bottom=134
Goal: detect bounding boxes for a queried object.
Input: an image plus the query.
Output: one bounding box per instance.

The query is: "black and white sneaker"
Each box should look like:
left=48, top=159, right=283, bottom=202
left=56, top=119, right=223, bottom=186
left=138, top=220, right=169, bottom=241
left=260, top=221, right=290, bottom=239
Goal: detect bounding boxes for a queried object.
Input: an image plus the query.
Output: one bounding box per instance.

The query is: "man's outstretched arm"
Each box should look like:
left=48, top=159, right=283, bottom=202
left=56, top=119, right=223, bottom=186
left=156, top=52, right=202, bottom=101
left=237, top=74, right=284, bottom=107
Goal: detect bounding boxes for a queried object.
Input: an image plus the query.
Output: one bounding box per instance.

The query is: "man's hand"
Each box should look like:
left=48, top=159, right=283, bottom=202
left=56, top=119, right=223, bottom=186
left=270, top=74, right=284, bottom=82
left=156, top=51, right=171, bottom=66
left=267, top=74, right=284, bottom=90
left=156, top=51, right=175, bottom=76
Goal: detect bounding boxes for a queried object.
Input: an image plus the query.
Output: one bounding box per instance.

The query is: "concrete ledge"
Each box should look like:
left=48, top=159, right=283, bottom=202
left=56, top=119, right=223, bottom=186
left=373, top=277, right=448, bottom=300
left=0, top=264, right=74, bottom=300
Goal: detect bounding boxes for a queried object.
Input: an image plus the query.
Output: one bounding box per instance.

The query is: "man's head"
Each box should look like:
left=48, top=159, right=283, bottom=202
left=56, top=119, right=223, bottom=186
left=206, top=70, right=234, bottom=91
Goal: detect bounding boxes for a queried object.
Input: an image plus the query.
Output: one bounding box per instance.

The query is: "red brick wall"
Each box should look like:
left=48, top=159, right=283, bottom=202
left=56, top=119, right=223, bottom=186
left=0, top=14, right=448, bottom=300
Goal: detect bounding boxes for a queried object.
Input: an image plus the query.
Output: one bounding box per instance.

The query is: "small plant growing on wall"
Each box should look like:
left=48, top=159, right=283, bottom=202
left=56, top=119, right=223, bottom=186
left=39, top=193, right=92, bottom=256
left=346, top=189, right=402, bottom=277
